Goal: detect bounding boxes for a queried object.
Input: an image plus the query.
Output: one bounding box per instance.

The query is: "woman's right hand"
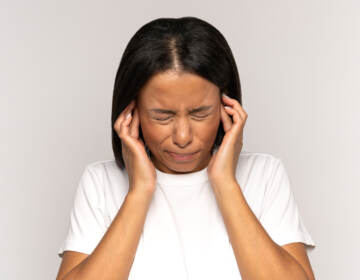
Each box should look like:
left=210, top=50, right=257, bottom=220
left=114, top=99, right=157, bottom=196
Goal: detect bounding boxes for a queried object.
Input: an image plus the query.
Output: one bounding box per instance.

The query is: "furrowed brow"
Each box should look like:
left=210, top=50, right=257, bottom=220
left=149, top=105, right=213, bottom=114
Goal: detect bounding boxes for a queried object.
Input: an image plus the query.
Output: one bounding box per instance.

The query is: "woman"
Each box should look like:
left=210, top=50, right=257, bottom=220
left=56, top=17, right=316, bottom=280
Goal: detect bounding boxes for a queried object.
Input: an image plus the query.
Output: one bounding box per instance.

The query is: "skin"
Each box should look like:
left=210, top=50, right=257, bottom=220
left=114, top=69, right=315, bottom=279
left=56, top=69, right=314, bottom=280
left=135, top=70, right=223, bottom=174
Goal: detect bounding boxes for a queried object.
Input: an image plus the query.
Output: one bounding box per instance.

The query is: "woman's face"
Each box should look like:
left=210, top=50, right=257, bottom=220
left=136, top=70, right=221, bottom=174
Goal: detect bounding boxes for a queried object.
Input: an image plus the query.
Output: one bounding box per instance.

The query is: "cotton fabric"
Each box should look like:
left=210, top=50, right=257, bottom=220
left=58, top=151, right=316, bottom=279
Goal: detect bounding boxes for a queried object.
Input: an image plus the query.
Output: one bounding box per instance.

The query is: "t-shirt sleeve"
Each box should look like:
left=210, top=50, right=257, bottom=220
left=259, top=157, right=316, bottom=253
left=58, top=164, right=107, bottom=258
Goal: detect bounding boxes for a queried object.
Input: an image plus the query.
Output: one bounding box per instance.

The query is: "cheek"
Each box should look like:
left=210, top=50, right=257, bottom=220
left=196, top=118, right=221, bottom=142
left=210, top=120, right=221, bottom=135
left=208, top=112, right=221, bottom=132
left=139, top=118, right=165, bottom=147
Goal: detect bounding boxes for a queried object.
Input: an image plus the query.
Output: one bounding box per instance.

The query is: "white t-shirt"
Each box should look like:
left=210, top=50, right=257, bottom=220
left=58, top=151, right=316, bottom=280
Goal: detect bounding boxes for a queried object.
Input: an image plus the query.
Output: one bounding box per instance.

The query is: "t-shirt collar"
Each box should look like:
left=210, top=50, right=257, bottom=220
left=155, top=165, right=209, bottom=187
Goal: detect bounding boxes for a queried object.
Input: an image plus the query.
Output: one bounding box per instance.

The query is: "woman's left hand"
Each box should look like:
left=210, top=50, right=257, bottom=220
left=207, top=93, right=248, bottom=189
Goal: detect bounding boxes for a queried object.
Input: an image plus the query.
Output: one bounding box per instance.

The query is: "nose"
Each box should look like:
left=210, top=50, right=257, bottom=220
left=172, top=118, right=193, bottom=148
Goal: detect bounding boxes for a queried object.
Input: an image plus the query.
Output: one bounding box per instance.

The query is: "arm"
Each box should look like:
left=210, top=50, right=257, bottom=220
left=62, top=188, right=154, bottom=280
left=211, top=180, right=314, bottom=280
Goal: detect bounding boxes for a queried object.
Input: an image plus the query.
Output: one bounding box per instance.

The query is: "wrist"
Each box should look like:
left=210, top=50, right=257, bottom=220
left=127, top=187, right=155, bottom=203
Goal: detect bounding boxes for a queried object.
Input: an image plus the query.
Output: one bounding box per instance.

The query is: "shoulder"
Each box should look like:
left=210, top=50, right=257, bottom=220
left=237, top=150, right=281, bottom=175
left=85, top=159, right=119, bottom=173
left=235, top=151, right=288, bottom=217
left=84, top=159, right=126, bottom=178
left=239, top=150, right=278, bottom=161
left=236, top=150, right=284, bottom=192
left=82, top=159, right=130, bottom=194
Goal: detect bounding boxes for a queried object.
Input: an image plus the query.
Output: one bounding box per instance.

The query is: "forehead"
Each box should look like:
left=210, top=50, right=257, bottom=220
left=137, top=71, right=219, bottom=108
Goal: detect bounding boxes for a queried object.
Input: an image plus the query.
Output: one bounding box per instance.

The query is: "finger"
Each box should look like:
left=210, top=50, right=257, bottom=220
left=222, top=94, right=248, bottom=121
left=236, top=104, right=248, bottom=121
left=114, top=110, right=129, bottom=135
left=129, top=107, right=140, bottom=139
left=223, top=105, right=242, bottom=125
left=119, top=110, right=132, bottom=138
left=114, top=100, right=136, bottom=133
left=220, top=103, right=233, bottom=132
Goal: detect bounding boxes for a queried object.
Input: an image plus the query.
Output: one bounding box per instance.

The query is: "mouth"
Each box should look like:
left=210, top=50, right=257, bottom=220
left=166, top=151, right=199, bottom=162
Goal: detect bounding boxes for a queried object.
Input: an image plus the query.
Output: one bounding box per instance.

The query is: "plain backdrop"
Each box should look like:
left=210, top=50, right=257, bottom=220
left=1, top=0, right=359, bottom=279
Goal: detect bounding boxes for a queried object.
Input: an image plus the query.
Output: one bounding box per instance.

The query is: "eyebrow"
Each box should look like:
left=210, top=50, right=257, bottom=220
left=149, top=105, right=213, bottom=114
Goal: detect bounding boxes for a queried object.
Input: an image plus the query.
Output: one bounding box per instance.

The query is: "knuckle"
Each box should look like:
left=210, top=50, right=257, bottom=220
left=118, top=130, right=126, bottom=139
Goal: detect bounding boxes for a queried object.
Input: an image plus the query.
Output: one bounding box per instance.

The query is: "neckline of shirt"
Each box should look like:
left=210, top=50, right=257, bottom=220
left=155, top=165, right=209, bottom=187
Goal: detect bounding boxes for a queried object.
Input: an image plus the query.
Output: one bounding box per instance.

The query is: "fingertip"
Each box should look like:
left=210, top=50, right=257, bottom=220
left=121, top=114, right=132, bottom=129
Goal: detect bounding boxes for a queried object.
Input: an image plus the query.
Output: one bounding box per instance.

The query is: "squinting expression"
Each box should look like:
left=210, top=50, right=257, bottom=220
left=136, top=70, right=222, bottom=174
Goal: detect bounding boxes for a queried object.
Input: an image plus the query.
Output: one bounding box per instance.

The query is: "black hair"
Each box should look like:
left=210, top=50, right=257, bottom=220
left=111, top=16, right=242, bottom=170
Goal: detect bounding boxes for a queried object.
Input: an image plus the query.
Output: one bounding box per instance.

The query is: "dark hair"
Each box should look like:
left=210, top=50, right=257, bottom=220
left=111, top=16, right=242, bottom=170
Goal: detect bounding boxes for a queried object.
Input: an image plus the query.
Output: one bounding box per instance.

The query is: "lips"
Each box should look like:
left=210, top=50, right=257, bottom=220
left=166, top=150, right=199, bottom=162
left=168, top=151, right=198, bottom=156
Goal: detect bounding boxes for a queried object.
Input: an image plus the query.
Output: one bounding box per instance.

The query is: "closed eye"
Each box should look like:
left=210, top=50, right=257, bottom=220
left=154, top=115, right=210, bottom=121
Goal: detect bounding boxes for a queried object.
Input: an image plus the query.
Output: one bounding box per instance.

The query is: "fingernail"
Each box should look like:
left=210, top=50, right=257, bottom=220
left=222, top=93, right=230, bottom=98
left=126, top=112, right=131, bottom=119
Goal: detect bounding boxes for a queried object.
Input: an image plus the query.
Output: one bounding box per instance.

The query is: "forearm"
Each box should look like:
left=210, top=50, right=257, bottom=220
left=64, top=188, right=154, bottom=280
left=211, top=181, right=309, bottom=280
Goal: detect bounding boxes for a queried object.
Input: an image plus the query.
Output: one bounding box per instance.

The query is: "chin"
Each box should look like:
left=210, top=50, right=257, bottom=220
left=166, top=164, right=198, bottom=174
left=152, top=150, right=206, bottom=174
left=161, top=157, right=199, bottom=174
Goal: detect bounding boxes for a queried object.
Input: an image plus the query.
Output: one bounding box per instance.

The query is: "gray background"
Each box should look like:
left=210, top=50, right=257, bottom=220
left=1, top=0, right=359, bottom=279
